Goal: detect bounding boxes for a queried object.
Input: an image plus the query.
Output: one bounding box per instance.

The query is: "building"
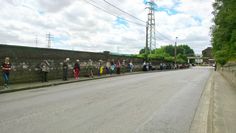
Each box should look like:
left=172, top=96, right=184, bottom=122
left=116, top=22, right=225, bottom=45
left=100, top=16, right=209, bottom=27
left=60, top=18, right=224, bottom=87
left=202, top=47, right=215, bottom=65
left=202, top=47, right=213, bottom=58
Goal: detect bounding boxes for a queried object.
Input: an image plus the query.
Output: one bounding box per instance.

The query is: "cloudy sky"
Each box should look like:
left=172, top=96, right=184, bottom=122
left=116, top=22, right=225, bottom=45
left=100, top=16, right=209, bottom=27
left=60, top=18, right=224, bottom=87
left=0, top=0, right=214, bottom=54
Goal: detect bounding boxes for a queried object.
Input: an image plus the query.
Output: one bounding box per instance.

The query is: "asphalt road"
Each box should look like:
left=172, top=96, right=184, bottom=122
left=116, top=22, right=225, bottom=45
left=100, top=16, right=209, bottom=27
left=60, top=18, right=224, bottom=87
left=0, top=67, right=212, bottom=133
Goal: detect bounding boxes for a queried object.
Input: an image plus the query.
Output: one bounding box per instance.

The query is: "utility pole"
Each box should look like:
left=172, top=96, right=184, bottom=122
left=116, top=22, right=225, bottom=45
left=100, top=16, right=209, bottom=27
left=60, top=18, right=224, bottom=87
left=46, top=33, right=53, bottom=48
left=175, top=37, right=178, bottom=68
left=146, top=0, right=156, bottom=55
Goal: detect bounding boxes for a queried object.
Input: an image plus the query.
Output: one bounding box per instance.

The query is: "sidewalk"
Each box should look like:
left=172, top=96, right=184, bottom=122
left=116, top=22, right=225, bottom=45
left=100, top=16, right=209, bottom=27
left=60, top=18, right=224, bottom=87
left=190, top=71, right=236, bottom=133
left=0, top=71, right=146, bottom=94
left=211, top=72, right=236, bottom=133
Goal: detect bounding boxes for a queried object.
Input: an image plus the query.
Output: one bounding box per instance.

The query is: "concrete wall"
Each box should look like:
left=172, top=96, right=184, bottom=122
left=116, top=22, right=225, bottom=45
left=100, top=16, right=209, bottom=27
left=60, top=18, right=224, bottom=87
left=0, top=44, right=188, bottom=85
left=0, top=44, right=149, bottom=84
left=220, top=62, right=236, bottom=87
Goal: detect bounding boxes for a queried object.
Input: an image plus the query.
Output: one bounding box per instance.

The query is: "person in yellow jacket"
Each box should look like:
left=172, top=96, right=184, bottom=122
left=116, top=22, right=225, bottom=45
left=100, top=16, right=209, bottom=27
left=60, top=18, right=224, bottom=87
left=100, top=65, right=104, bottom=76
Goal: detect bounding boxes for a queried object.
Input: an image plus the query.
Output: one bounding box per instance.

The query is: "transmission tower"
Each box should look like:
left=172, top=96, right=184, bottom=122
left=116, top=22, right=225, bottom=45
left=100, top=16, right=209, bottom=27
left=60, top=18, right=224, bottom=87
left=145, top=1, right=156, bottom=55
left=46, top=33, right=53, bottom=48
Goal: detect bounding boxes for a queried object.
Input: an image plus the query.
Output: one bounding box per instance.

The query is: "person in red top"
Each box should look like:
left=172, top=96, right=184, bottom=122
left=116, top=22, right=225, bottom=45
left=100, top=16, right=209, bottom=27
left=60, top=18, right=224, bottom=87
left=73, top=59, right=80, bottom=80
left=1, top=57, right=11, bottom=89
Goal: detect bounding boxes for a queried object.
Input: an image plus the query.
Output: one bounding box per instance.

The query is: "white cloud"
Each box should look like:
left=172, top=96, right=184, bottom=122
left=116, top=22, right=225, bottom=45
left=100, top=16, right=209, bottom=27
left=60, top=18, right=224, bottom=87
left=0, top=0, right=214, bottom=54
left=37, top=0, right=75, bottom=13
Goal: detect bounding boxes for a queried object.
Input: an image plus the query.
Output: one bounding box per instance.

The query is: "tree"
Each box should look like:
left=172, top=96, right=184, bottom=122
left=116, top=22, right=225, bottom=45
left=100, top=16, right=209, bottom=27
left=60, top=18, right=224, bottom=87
left=139, top=47, right=150, bottom=54
left=137, top=44, right=195, bottom=63
left=163, top=45, right=175, bottom=56
left=212, top=0, right=236, bottom=65
left=177, top=45, right=195, bottom=56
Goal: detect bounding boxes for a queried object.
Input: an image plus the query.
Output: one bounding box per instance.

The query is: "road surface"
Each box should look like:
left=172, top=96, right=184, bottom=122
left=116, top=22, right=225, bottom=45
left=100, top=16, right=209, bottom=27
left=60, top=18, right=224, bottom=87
left=0, top=67, right=212, bottom=133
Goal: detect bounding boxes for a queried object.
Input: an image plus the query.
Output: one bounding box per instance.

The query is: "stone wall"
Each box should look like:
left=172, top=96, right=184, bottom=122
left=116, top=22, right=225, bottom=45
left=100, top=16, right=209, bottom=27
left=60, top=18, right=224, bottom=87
left=0, top=44, right=148, bottom=84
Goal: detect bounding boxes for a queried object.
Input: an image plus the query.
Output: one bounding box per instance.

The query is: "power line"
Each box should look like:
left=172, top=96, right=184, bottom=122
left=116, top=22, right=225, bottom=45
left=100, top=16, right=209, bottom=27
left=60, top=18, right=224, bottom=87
left=89, top=0, right=121, bottom=15
left=103, top=0, right=146, bottom=23
left=90, top=0, right=146, bottom=24
left=85, top=0, right=174, bottom=42
left=84, top=0, right=146, bottom=27
left=89, top=0, right=146, bottom=26
left=156, top=31, right=174, bottom=42
left=84, top=0, right=176, bottom=47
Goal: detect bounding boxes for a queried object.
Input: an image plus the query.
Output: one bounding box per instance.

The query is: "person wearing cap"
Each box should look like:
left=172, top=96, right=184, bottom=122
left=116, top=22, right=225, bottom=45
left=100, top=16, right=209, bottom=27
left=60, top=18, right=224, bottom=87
left=1, top=57, right=11, bottom=89
left=73, top=59, right=80, bottom=80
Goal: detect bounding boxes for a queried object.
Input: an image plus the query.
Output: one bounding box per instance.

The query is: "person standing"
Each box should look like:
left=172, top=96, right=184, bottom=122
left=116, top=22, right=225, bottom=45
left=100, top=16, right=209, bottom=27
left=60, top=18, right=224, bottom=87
left=122, top=60, right=126, bottom=73
left=143, top=61, right=147, bottom=71
left=1, top=57, right=11, bottom=89
left=97, top=60, right=102, bottom=76
left=146, top=62, right=150, bottom=71
left=160, top=63, right=163, bottom=70
left=63, top=58, right=69, bottom=81
left=129, top=61, right=134, bottom=72
left=98, top=60, right=104, bottom=76
left=73, top=59, right=80, bottom=80
left=149, top=62, right=153, bottom=71
left=110, top=59, right=115, bottom=75
left=213, top=63, right=217, bottom=71
left=105, top=60, right=111, bottom=75
left=40, top=60, right=50, bottom=82
left=87, top=59, right=94, bottom=78
left=116, top=60, right=121, bottom=74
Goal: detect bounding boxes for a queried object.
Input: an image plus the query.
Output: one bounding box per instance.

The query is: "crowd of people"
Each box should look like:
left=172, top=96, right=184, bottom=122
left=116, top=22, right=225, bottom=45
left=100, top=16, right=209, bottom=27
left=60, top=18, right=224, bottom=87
left=1, top=57, right=135, bottom=89
left=1, top=56, right=189, bottom=89
left=39, top=58, right=135, bottom=82
left=84, top=59, right=135, bottom=78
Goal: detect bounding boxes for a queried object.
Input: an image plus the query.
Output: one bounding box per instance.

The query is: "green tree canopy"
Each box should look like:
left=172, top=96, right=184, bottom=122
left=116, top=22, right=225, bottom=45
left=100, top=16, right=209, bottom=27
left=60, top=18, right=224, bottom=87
left=212, top=0, right=236, bottom=65
left=137, top=44, right=195, bottom=63
left=161, top=45, right=194, bottom=57
left=139, top=47, right=150, bottom=54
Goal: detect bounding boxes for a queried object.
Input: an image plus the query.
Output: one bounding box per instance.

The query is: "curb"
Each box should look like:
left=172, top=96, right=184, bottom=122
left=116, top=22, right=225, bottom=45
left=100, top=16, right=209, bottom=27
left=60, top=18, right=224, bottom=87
left=0, top=69, right=187, bottom=94
left=0, top=71, right=145, bottom=94
left=190, top=71, right=214, bottom=133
